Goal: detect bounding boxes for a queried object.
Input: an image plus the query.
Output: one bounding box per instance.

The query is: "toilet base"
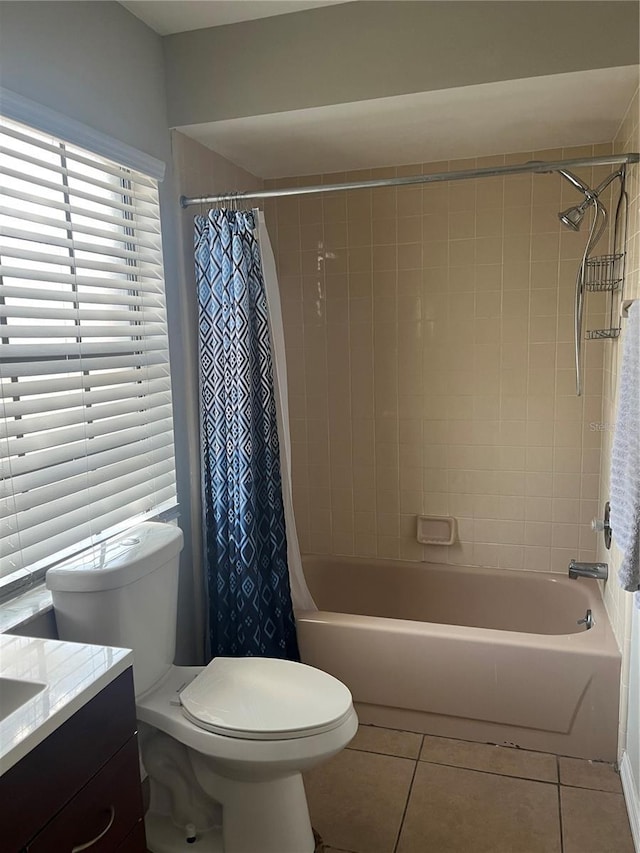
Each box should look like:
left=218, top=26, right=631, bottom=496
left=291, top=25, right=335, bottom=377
left=146, top=811, right=223, bottom=852
left=146, top=812, right=326, bottom=853
left=221, top=772, right=315, bottom=853
left=190, top=751, right=316, bottom=853
left=145, top=773, right=315, bottom=853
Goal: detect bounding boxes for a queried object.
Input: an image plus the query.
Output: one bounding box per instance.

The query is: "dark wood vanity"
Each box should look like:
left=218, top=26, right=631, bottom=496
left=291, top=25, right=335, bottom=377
left=1, top=668, right=146, bottom=852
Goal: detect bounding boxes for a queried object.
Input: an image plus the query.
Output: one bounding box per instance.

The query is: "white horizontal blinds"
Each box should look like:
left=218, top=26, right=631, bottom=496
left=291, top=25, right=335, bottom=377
left=0, top=115, right=177, bottom=581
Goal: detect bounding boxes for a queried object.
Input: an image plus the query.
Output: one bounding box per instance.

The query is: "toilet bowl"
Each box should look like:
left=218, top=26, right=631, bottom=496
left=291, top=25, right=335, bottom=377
left=138, top=659, right=357, bottom=853
left=46, top=522, right=358, bottom=853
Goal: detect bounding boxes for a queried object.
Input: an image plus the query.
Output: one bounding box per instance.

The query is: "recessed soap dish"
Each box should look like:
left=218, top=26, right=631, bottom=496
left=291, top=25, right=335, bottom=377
left=416, top=515, right=457, bottom=545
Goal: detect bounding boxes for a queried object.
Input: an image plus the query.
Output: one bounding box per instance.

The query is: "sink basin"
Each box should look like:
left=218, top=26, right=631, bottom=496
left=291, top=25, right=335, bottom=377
left=0, top=677, right=47, bottom=719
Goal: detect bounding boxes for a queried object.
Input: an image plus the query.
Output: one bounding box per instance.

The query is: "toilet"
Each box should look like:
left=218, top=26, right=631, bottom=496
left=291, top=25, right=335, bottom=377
left=47, top=522, right=358, bottom=853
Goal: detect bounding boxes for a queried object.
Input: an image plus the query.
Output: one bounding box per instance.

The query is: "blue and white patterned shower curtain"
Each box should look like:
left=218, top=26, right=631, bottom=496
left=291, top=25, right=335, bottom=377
left=195, top=209, right=299, bottom=660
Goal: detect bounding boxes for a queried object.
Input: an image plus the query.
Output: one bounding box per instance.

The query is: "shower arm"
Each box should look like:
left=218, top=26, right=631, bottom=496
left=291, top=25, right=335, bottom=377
left=592, top=169, right=624, bottom=199
left=557, top=167, right=623, bottom=207
left=556, top=169, right=594, bottom=197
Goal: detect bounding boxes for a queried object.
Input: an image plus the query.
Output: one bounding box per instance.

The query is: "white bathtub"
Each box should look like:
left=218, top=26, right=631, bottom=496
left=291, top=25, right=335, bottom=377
left=296, top=556, right=621, bottom=761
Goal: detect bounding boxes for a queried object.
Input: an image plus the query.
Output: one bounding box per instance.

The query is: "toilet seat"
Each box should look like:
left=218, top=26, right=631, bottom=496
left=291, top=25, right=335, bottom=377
left=136, top=664, right=358, bottom=765
left=179, top=657, right=354, bottom=740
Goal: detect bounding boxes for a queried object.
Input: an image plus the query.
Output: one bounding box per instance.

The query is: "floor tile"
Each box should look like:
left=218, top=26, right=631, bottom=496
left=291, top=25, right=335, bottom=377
left=304, top=748, right=415, bottom=853
left=397, top=761, right=561, bottom=853
left=419, top=734, right=558, bottom=782
left=348, top=724, right=422, bottom=759
left=561, top=786, right=634, bottom=853
left=558, top=756, right=622, bottom=792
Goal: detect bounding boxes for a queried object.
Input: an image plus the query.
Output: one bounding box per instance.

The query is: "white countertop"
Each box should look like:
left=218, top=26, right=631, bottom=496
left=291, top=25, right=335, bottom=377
left=0, top=634, right=133, bottom=775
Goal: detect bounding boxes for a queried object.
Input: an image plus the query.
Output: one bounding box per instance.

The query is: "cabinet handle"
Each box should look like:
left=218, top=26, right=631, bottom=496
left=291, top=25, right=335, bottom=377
left=71, top=805, right=116, bottom=852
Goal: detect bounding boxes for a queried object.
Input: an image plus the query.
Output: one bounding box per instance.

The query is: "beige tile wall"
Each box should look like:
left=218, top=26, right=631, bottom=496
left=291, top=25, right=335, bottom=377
left=264, top=145, right=621, bottom=574
left=172, top=113, right=638, bottom=757
left=597, top=86, right=640, bottom=757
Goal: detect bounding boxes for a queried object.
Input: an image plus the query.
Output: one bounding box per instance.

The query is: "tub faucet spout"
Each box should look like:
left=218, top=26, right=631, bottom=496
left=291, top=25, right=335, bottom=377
left=568, top=559, right=608, bottom=581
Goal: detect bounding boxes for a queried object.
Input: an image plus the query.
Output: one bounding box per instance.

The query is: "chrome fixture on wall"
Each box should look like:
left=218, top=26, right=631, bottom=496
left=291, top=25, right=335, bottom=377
left=568, top=560, right=609, bottom=581
left=577, top=609, right=594, bottom=630
left=591, top=501, right=613, bottom=550
left=556, top=168, right=628, bottom=396
left=556, top=168, right=622, bottom=234
left=558, top=199, right=591, bottom=231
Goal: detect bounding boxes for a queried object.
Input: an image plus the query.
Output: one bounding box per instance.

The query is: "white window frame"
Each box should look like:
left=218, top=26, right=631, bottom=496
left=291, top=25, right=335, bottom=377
left=0, top=89, right=178, bottom=601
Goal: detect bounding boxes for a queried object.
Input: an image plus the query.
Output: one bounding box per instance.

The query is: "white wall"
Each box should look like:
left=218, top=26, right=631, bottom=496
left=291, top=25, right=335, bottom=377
left=628, top=608, right=639, bottom=791
left=598, top=85, right=640, bottom=768
left=596, top=84, right=640, bottom=834
left=0, top=1, right=196, bottom=661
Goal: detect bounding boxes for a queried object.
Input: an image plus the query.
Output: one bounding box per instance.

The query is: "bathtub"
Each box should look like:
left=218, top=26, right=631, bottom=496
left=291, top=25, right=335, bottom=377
left=296, top=556, right=621, bottom=761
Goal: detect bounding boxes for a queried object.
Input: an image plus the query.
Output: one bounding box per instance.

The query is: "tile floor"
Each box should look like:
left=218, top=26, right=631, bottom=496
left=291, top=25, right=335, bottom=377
left=305, top=724, right=635, bottom=853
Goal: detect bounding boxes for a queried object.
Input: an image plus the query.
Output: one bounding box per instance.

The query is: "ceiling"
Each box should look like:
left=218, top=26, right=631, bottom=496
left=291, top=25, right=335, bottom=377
left=118, top=1, right=639, bottom=178
left=176, top=66, right=640, bottom=178
left=120, top=0, right=352, bottom=35
left=121, top=0, right=628, bottom=35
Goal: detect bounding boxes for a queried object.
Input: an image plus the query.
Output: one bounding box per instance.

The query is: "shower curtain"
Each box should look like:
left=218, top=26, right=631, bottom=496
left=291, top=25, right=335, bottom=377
left=195, top=209, right=312, bottom=661
left=255, top=210, right=316, bottom=615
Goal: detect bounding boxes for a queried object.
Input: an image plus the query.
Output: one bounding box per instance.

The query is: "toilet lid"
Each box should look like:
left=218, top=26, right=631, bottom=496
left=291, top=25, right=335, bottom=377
left=179, top=657, right=353, bottom=740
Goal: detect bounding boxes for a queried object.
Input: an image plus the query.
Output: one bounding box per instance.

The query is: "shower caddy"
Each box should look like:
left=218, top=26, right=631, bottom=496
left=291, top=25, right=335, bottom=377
left=582, top=194, right=627, bottom=343
left=560, top=164, right=629, bottom=395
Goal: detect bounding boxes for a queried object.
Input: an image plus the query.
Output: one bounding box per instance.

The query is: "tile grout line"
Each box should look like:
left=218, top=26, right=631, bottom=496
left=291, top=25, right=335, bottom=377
left=346, top=743, right=620, bottom=791
left=319, top=727, right=631, bottom=853
left=557, top=754, right=565, bottom=853
left=352, top=725, right=620, bottom=764
left=413, top=756, right=559, bottom=785
left=346, top=747, right=586, bottom=787
left=560, top=782, right=626, bottom=794
left=391, top=734, right=424, bottom=853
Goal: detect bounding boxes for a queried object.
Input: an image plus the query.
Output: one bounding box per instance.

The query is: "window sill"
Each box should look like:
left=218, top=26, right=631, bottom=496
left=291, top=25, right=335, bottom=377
left=0, top=585, right=53, bottom=634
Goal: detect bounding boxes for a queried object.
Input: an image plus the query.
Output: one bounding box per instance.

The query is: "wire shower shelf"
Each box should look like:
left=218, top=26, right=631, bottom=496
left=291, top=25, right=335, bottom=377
left=584, top=253, right=624, bottom=292
left=585, top=251, right=624, bottom=341
left=585, top=327, right=621, bottom=340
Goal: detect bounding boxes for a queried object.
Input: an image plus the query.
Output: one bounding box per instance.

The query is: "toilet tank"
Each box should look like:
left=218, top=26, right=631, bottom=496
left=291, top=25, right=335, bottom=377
left=46, top=522, right=184, bottom=696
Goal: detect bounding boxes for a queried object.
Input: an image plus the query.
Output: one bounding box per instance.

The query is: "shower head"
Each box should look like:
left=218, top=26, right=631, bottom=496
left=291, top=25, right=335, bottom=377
left=558, top=199, right=590, bottom=231
left=556, top=168, right=622, bottom=231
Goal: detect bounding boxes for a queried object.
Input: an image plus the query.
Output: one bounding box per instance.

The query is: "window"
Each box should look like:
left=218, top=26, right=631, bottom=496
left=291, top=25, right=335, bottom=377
left=0, top=115, right=177, bottom=595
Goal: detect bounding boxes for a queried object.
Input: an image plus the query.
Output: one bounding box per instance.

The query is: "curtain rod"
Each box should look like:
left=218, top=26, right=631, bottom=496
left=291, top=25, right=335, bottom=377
left=179, top=153, right=639, bottom=208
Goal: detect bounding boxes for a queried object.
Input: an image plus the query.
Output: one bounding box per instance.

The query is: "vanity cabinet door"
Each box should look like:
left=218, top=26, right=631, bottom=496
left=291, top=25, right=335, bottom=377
left=1, top=668, right=145, bottom=853
left=26, top=736, right=144, bottom=852
left=0, top=668, right=146, bottom=853
left=115, top=821, right=147, bottom=852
